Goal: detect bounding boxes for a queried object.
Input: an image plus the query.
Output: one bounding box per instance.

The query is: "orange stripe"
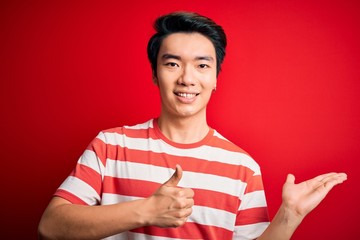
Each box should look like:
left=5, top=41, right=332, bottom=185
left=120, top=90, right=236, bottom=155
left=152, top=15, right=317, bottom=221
left=132, top=222, right=233, bottom=240
left=102, top=177, right=239, bottom=213
left=70, top=163, right=102, bottom=195
left=102, top=127, right=159, bottom=140
left=245, top=175, right=266, bottom=193
left=194, top=188, right=239, bottom=213
left=208, top=134, right=250, bottom=155
left=54, top=189, right=88, bottom=205
left=235, top=207, right=269, bottom=225
left=86, top=137, right=107, bottom=166
left=102, top=125, right=251, bottom=155
left=87, top=141, right=260, bottom=183
left=103, top=177, right=159, bottom=198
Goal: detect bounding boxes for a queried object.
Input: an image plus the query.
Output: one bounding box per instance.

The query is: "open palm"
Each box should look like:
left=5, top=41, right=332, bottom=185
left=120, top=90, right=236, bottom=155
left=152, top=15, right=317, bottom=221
left=282, top=172, right=347, bottom=217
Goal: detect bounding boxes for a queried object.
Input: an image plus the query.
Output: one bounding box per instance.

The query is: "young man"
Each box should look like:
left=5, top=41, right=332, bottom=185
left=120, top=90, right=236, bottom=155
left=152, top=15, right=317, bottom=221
left=38, top=12, right=347, bottom=240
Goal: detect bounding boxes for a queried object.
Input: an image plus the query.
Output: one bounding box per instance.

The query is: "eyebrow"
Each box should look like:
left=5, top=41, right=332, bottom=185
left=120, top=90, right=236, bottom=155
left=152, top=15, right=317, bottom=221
left=161, top=54, right=181, bottom=60
left=161, top=53, right=214, bottom=62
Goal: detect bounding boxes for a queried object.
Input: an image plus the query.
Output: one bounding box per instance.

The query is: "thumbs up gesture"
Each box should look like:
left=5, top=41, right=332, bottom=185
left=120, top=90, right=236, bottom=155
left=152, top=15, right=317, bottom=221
left=143, top=165, right=195, bottom=228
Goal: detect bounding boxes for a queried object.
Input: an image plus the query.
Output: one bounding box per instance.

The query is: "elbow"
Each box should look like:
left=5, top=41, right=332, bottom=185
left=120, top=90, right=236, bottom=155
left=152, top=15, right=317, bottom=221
left=38, top=222, right=50, bottom=240
left=38, top=215, right=56, bottom=240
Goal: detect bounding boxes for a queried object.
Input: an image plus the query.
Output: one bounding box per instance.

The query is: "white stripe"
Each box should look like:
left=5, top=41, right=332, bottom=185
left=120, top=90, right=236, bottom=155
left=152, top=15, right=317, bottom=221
left=239, top=190, right=267, bottom=210
left=190, top=205, right=236, bottom=231
left=124, top=119, right=154, bottom=130
left=212, top=130, right=260, bottom=174
left=98, top=132, right=261, bottom=175
left=181, top=171, right=244, bottom=197
left=127, top=232, right=184, bottom=240
left=101, top=193, right=236, bottom=231
left=105, top=160, right=171, bottom=184
left=58, top=176, right=100, bottom=205
left=78, top=149, right=105, bottom=179
left=102, top=232, right=128, bottom=240
left=213, top=130, right=228, bottom=140
left=105, top=161, right=246, bottom=197
left=101, top=193, right=141, bottom=205
left=234, top=222, right=269, bottom=240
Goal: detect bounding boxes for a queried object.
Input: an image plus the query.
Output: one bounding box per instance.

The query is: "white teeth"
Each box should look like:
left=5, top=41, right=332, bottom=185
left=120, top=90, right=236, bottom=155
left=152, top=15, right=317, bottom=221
left=178, top=93, right=197, bottom=98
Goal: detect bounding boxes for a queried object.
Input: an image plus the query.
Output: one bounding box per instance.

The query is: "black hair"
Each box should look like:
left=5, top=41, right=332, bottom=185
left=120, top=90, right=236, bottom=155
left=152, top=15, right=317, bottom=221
left=147, top=11, right=227, bottom=77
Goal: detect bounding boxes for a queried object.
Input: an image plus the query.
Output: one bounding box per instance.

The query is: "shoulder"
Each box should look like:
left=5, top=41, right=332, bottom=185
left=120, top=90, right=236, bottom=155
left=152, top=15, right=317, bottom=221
left=95, top=119, right=154, bottom=143
left=210, top=129, right=261, bottom=174
left=102, top=119, right=154, bottom=133
left=211, top=129, right=251, bottom=156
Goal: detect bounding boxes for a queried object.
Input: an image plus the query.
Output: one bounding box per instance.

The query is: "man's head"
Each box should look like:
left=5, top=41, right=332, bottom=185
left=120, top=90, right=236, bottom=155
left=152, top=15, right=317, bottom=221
left=147, top=11, right=227, bottom=78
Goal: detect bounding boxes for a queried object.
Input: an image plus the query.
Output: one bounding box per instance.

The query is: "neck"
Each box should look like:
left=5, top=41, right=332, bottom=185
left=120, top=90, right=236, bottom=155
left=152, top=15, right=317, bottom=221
left=157, top=114, right=210, bottom=144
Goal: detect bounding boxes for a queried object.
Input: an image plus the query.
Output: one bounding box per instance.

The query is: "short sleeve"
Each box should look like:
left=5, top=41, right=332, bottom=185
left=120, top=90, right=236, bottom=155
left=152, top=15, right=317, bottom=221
left=54, top=132, right=107, bottom=205
left=233, top=173, right=270, bottom=239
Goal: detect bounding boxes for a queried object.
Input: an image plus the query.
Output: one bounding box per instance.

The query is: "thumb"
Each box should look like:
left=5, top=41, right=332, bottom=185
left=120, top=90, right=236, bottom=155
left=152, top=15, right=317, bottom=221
left=164, top=164, right=183, bottom=187
left=286, top=173, right=296, bottom=184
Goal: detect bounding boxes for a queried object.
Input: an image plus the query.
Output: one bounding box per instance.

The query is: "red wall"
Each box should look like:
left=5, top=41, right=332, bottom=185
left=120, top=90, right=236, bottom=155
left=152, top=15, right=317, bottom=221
left=1, top=1, right=359, bottom=239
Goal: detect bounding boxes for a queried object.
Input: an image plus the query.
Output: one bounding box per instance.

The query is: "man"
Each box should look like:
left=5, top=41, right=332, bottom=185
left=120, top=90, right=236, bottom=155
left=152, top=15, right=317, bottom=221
left=38, top=11, right=347, bottom=240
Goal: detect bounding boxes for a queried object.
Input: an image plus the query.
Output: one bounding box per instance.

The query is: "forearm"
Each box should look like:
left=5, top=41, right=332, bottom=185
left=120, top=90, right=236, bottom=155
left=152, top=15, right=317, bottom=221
left=257, top=204, right=304, bottom=240
left=39, top=165, right=194, bottom=239
left=38, top=197, right=149, bottom=240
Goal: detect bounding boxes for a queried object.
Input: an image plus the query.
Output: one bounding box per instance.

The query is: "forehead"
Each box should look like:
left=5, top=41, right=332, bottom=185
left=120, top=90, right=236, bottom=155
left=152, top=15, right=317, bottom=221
left=158, top=32, right=216, bottom=59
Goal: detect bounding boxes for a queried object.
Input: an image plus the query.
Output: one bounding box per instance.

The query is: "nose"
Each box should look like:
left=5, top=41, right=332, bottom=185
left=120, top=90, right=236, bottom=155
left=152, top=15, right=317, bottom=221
left=178, top=65, right=195, bottom=86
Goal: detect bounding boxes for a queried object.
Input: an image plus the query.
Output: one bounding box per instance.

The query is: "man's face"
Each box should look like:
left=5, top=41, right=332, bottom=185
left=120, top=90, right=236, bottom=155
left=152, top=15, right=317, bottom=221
left=154, top=32, right=217, bottom=120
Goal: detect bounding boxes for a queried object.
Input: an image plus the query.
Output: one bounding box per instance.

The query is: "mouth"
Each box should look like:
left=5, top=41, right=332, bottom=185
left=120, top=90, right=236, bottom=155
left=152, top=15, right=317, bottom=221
left=174, top=92, right=200, bottom=99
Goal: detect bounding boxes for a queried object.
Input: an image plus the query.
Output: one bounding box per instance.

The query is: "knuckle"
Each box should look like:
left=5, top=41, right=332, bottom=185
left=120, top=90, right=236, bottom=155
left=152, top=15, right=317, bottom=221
left=176, top=189, right=185, bottom=197
left=172, top=219, right=184, bottom=228
left=187, top=207, right=193, bottom=215
left=189, top=188, right=195, bottom=196
left=178, top=201, right=187, bottom=209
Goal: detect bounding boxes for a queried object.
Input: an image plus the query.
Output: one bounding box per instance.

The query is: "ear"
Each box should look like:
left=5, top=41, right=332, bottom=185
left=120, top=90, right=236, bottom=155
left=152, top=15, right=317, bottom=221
left=213, top=80, right=217, bottom=92
left=152, top=72, right=159, bottom=85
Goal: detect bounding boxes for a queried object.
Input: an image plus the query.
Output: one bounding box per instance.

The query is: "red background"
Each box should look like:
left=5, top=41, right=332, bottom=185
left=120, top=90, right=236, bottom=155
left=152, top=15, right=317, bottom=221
left=1, top=0, right=359, bottom=239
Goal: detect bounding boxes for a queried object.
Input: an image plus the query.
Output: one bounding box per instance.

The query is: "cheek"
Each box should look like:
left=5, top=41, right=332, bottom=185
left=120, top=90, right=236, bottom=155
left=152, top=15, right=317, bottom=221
left=202, top=75, right=217, bottom=89
left=158, top=70, right=178, bottom=84
left=202, top=80, right=216, bottom=98
left=158, top=81, right=174, bottom=98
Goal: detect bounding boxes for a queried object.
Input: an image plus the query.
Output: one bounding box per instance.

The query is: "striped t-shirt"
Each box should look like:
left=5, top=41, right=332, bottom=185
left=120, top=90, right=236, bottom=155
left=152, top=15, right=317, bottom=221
left=55, top=118, right=269, bottom=240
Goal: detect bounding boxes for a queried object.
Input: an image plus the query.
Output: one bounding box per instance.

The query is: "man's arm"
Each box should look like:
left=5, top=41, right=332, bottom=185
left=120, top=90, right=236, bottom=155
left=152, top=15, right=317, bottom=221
left=257, top=172, right=347, bottom=240
left=38, top=165, right=194, bottom=240
left=38, top=196, right=149, bottom=240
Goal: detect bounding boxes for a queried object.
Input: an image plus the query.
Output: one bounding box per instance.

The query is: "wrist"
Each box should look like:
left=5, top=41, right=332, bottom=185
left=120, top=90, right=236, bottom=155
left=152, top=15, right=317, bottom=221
left=257, top=204, right=304, bottom=240
left=121, top=198, right=152, bottom=228
left=138, top=197, right=155, bottom=227
left=277, top=203, right=304, bottom=229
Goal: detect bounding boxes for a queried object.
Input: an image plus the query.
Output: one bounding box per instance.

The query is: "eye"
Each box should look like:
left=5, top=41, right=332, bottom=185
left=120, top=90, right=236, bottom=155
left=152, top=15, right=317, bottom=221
left=199, top=64, right=209, bottom=69
left=165, top=62, right=179, bottom=67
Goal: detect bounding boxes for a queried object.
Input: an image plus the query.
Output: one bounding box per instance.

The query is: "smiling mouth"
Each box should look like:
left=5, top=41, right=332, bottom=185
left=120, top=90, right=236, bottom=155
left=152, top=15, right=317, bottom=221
left=174, top=92, right=200, bottom=99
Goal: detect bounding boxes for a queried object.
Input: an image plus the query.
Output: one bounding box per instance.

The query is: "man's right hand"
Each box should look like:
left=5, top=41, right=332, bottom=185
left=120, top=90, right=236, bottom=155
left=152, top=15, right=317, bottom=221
left=144, top=164, right=195, bottom=228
